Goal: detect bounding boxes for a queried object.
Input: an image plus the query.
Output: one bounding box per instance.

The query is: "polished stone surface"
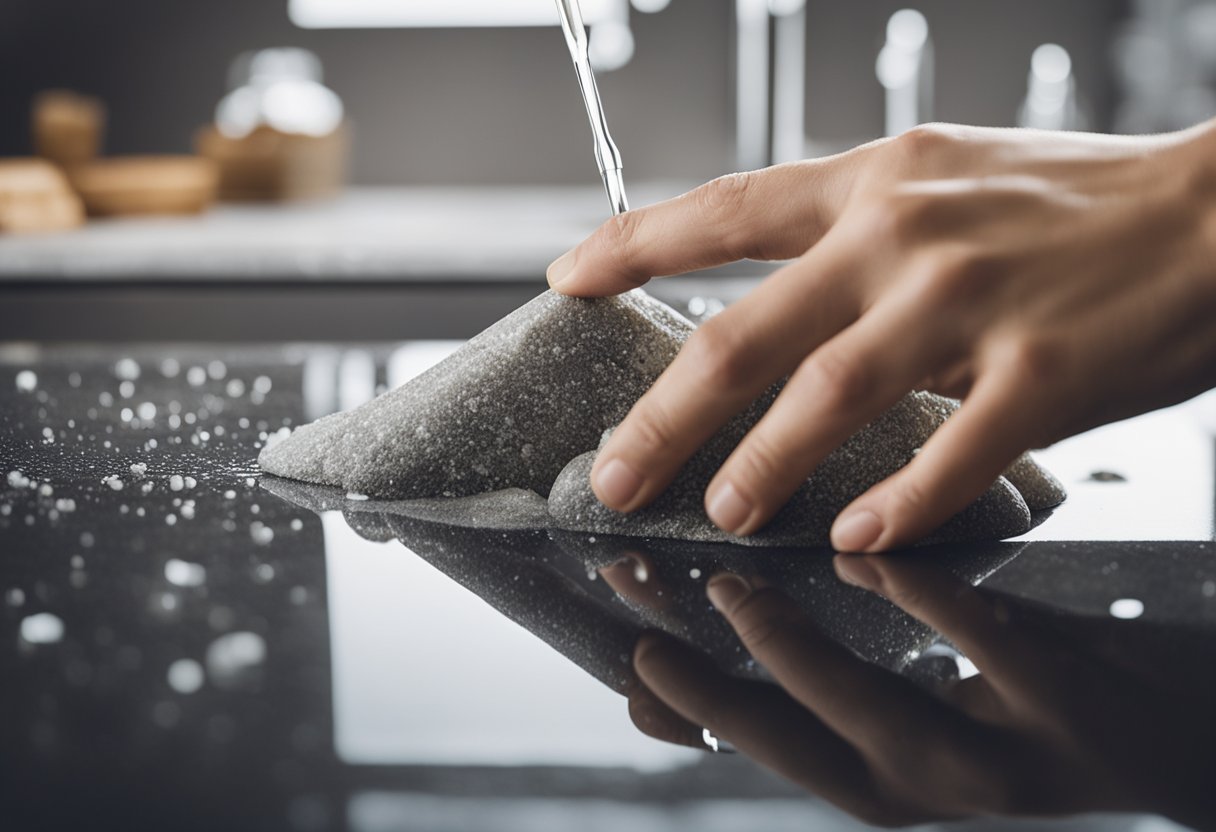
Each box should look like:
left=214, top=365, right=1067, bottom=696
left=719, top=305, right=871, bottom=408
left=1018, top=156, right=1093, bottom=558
left=1, top=342, right=1213, bottom=832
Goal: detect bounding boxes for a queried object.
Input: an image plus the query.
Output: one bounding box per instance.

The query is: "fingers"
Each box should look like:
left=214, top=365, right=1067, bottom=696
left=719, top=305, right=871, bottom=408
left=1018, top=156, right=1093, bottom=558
left=833, top=553, right=1039, bottom=695
left=589, top=236, right=862, bottom=513
left=830, top=371, right=1033, bottom=552
left=548, top=158, right=858, bottom=297
left=598, top=551, right=673, bottom=611
left=702, top=291, right=958, bottom=536
left=701, top=574, right=1025, bottom=817
left=632, top=630, right=883, bottom=816
left=626, top=684, right=706, bottom=750
left=703, top=573, right=982, bottom=759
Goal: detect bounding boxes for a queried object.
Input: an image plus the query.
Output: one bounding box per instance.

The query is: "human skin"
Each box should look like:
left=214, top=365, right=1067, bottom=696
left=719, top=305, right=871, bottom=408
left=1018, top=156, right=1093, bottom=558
left=623, top=559, right=1216, bottom=829
left=547, top=121, right=1216, bottom=550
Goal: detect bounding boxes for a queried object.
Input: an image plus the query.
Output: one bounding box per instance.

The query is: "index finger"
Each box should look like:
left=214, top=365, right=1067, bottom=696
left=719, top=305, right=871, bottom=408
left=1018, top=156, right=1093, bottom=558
left=547, top=155, right=860, bottom=297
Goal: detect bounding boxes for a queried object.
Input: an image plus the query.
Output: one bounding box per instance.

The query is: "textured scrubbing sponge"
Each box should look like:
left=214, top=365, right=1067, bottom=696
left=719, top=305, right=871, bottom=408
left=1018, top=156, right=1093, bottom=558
left=259, top=289, right=1064, bottom=545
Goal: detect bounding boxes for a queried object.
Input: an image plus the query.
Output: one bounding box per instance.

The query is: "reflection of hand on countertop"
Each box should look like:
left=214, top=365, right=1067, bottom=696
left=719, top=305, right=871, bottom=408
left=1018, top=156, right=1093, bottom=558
left=630, top=553, right=1216, bottom=830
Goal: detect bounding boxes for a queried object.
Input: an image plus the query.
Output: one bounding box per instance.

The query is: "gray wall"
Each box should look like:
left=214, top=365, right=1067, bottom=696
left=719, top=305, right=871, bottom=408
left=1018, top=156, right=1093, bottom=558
left=0, top=0, right=1124, bottom=186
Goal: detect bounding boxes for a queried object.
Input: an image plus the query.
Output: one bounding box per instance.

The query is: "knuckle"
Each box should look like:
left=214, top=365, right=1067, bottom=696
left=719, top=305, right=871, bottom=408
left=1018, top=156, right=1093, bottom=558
left=803, top=348, right=874, bottom=411
left=895, top=122, right=959, bottom=158
left=694, top=171, right=755, bottom=217
left=881, top=578, right=928, bottom=613
left=728, top=590, right=795, bottom=652
left=733, top=431, right=786, bottom=488
left=998, top=335, right=1068, bottom=387
left=627, top=400, right=679, bottom=455
left=594, top=211, right=647, bottom=273
left=686, top=318, right=758, bottom=391
left=884, top=477, right=931, bottom=525
left=691, top=171, right=760, bottom=260
left=882, top=192, right=937, bottom=243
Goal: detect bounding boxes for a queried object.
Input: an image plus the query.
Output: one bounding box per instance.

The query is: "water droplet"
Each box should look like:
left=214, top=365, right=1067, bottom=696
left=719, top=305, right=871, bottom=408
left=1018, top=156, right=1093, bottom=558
left=1109, top=598, right=1144, bottom=619
left=206, top=631, right=266, bottom=690
left=15, top=370, right=37, bottom=392
left=165, top=559, right=207, bottom=588
left=113, top=358, right=141, bottom=381
left=250, top=521, right=274, bottom=545
left=167, top=658, right=205, bottom=694
left=20, top=612, right=64, bottom=644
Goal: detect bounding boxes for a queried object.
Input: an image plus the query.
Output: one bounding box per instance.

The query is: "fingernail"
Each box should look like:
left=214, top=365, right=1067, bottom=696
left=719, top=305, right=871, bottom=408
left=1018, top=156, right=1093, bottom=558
left=547, top=249, right=576, bottom=289
left=706, top=572, right=751, bottom=613
left=593, top=458, right=644, bottom=508
left=835, top=556, right=882, bottom=590
left=707, top=482, right=752, bottom=534
left=832, top=510, right=883, bottom=551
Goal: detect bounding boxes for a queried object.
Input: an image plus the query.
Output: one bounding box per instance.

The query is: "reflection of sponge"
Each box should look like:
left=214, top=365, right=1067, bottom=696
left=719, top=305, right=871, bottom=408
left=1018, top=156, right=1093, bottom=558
left=0, top=159, right=85, bottom=234
left=260, top=290, right=1065, bottom=546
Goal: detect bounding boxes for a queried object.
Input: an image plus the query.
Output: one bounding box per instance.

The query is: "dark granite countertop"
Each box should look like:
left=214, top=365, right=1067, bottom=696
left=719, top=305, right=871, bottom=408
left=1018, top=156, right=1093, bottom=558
left=1, top=342, right=1213, bottom=832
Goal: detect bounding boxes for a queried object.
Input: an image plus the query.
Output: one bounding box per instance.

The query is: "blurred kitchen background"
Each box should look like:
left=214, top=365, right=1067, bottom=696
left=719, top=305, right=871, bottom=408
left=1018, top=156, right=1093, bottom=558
left=2, top=0, right=1216, bottom=340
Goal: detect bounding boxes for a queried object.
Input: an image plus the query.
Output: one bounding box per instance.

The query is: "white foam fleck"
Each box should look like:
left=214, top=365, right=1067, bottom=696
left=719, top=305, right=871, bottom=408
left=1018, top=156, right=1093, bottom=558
left=186, top=366, right=207, bottom=387
left=346, top=492, right=370, bottom=501
left=130, top=463, right=148, bottom=478
left=1109, top=598, right=1144, bottom=620
left=137, top=402, right=157, bottom=421
left=169, top=475, right=185, bottom=492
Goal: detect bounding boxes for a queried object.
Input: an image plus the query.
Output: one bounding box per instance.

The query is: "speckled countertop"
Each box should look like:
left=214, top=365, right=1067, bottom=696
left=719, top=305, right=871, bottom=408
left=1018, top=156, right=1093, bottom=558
left=1, top=343, right=1213, bottom=832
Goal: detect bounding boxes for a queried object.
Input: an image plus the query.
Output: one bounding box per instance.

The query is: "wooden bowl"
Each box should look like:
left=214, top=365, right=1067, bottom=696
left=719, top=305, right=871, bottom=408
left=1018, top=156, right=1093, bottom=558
left=68, top=155, right=218, bottom=216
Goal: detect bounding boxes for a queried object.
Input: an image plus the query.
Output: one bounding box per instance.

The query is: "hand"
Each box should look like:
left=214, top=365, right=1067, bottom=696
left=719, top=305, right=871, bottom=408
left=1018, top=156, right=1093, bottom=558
left=549, top=122, right=1216, bottom=550
left=627, top=557, right=1216, bottom=828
